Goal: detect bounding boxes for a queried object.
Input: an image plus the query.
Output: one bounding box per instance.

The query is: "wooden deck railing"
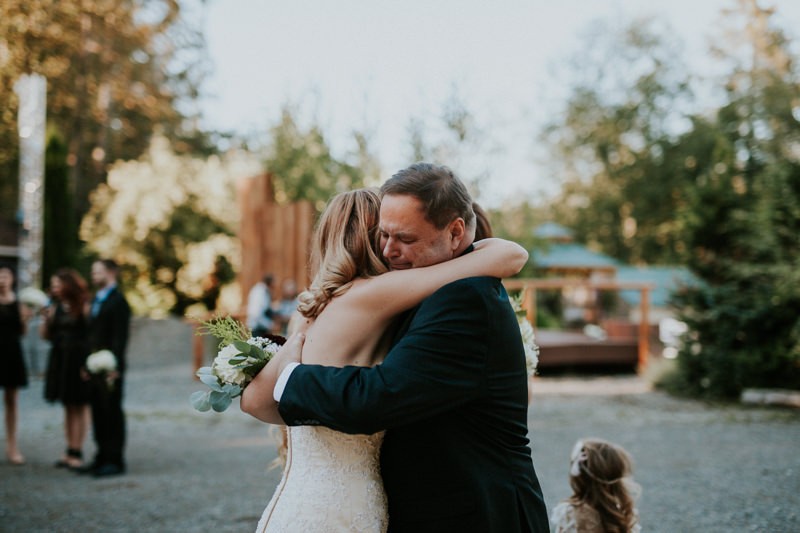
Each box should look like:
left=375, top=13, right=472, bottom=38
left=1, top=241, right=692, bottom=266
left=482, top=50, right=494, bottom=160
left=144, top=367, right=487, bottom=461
left=503, top=278, right=655, bottom=370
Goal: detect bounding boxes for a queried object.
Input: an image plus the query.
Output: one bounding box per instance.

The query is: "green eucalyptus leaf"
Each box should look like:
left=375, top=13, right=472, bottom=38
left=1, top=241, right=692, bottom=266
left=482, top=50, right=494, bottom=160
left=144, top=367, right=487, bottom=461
left=196, top=366, right=214, bottom=376
left=210, top=390, right=233, bottom=412
left=190, top=390, right=212, bottom=412
left=199, top=373, right=223, bottom=392
left=221, top=383, right=242, bottom=396
left=232, top=341, right=252, bottom=354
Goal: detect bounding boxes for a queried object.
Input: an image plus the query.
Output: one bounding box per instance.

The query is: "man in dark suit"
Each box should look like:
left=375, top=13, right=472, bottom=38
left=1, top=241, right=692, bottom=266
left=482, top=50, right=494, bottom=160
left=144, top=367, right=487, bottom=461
left=84, top=259, right=131, bottom=477
left=271, top=164, right=549, bottom=532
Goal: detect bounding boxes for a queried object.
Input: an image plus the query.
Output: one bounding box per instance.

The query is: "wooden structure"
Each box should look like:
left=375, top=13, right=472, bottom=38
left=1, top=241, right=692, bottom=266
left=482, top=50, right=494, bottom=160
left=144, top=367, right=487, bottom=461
left=237, top=173, right=315, bottom=306
left=192, top=173, right=315, bottom=374
left=504, top=278, right=654, bottom=371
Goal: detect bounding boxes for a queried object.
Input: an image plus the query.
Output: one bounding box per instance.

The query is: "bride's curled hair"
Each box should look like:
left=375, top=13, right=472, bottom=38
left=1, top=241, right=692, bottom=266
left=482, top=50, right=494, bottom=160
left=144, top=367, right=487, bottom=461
left=297, top=188, right=388, bottom=319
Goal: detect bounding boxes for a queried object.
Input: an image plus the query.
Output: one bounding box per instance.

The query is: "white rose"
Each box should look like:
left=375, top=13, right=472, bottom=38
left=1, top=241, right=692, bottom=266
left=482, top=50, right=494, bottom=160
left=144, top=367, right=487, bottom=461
left=212, top=343, right=264, bottom=387
left=212, top=344, right=248, bottom=386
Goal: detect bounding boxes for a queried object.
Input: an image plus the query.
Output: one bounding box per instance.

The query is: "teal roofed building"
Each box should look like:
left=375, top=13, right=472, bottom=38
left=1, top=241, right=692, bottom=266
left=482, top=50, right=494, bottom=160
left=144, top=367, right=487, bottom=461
left=528, top=223, right=700, bottom=326
left=531, top=223, right=620, bottom=277
left=616, top=266, right=698, bottom=308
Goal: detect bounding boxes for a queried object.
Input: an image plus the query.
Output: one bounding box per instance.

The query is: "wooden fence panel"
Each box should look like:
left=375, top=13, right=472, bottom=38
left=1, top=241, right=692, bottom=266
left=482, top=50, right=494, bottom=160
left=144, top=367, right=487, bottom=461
left=237, top=174, right=314, bottom=309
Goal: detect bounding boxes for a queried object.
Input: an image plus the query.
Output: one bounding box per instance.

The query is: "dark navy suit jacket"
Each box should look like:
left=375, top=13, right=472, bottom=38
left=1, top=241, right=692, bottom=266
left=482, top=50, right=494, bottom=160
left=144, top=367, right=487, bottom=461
left=279, top=276, right=549, bottom=532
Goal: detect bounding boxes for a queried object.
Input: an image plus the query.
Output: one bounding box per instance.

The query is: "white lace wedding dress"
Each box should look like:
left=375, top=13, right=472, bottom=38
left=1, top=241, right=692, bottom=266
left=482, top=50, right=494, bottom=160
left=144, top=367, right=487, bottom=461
left=256, top=426, right=388, bottom=532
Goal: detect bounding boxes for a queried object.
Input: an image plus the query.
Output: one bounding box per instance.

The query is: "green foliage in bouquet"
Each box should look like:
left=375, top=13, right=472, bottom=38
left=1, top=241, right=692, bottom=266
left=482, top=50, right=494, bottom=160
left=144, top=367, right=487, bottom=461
left=191, top=316, right=283, bottom=412
left=196, top=315, right=252, bottom=350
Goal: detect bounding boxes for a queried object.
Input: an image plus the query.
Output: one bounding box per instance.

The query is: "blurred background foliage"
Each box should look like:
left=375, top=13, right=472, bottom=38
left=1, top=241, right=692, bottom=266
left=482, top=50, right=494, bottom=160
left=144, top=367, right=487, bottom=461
left=534, top=1, right=800, bottom=397
left=1, top=0, right=798, bottom=397
left=79, top=135, right=260, bottom=317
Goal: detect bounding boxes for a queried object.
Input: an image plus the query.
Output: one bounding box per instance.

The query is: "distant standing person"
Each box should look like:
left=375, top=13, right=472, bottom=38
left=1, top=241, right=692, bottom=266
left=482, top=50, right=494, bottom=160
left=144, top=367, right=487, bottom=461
left=82, top=259, right=131, bottom=478
left=0, top=264, right=27, bottom=465
left=274, top=278, right=299, bottom=336
left=42, top=269, right=91, bottom=470
left=247, top=273, right=276, bottom=337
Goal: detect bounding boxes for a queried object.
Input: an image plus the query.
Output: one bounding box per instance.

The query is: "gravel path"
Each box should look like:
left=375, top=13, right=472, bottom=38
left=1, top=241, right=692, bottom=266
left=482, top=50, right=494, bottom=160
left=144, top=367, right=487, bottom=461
left=2, top=317, right=798, bottom=532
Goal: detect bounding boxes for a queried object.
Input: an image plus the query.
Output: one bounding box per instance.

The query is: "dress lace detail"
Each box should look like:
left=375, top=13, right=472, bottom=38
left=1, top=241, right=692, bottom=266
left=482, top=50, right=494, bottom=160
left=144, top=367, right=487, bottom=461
left=550, top=501, right=641, bottom=533
left=256, top=426, right=388, bottom=532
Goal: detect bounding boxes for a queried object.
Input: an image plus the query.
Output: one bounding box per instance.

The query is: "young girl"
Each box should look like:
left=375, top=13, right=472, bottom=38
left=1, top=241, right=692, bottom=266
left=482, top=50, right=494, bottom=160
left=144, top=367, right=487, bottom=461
left=551, top=438, right=642, bottom=533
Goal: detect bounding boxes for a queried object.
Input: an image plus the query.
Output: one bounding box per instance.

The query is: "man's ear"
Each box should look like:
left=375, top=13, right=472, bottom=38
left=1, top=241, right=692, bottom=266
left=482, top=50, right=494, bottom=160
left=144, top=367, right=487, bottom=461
left=448, top=218, right=466, bottom=250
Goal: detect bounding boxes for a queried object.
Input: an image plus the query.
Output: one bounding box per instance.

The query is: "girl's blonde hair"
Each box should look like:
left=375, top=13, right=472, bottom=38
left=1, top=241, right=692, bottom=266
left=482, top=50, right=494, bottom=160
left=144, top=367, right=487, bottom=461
left=296, top=188, right=388, bottom=319
left=568, top=438, right=640, bottom=533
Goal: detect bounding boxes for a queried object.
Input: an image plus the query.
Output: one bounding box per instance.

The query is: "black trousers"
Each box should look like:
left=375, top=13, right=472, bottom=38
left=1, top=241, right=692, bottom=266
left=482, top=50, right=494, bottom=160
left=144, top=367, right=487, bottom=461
left=89, top=375, right=126, bottom=467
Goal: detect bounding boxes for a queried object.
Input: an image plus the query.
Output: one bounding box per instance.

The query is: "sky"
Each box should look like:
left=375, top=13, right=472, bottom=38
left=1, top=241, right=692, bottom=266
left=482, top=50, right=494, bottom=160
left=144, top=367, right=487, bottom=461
left=200, top=0, right=800, bottom=207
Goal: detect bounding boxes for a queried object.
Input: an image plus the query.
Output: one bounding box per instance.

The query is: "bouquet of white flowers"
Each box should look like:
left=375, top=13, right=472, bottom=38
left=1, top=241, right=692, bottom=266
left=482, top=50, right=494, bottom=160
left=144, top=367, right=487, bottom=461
left=86, top=349, right=117, bottom=373
left=86, top=349, right=118, bottom=390
left=191, top=316, right=284, bottom=413
left=19, top=286, right=49, bottom=309
left=510, top=295, right=539, bottom=376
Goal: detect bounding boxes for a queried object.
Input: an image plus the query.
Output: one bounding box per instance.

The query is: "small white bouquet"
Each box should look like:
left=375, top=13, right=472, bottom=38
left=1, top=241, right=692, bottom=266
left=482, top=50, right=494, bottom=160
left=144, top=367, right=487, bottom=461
left=86, top=349, right=118, bottom=390
left=19, top=286, right=49, bottom=309
left=510, top=295, right=539, bottom=376
left=191, top=316, right=284, bottom=413
left=86, top=349, right=117, bottom=373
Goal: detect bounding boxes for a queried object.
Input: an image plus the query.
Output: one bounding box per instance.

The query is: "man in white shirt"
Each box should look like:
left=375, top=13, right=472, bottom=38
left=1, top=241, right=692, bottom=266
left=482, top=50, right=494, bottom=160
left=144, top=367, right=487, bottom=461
left=246, top=273, right=275, bottom=337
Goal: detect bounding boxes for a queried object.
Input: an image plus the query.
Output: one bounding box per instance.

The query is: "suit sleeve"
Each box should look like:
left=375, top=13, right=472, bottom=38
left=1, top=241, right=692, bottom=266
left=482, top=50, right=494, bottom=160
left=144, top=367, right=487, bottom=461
left=278, top=279, right=492, bottom=435
left=111, top=294, right=131, bottom=372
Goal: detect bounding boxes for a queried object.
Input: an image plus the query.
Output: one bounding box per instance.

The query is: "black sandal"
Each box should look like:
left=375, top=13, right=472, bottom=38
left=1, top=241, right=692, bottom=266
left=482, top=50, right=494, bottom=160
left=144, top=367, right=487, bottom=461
left=55, top=448, right=82, bottom=468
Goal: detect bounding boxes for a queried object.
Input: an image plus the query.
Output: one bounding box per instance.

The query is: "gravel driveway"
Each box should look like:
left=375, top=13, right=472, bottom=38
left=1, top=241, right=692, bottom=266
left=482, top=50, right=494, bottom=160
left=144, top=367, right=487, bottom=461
left=2, top=317, right=798, bottom=532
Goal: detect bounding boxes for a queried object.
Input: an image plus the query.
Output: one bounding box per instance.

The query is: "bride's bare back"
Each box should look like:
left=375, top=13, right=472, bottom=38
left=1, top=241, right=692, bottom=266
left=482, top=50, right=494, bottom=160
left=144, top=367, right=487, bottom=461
left=298, top=278, right=395, bottom=368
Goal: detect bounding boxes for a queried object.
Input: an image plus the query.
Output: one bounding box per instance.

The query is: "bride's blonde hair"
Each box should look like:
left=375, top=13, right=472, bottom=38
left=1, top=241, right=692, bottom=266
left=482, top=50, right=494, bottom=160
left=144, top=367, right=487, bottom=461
left=296, top=188, right=388, bottom=319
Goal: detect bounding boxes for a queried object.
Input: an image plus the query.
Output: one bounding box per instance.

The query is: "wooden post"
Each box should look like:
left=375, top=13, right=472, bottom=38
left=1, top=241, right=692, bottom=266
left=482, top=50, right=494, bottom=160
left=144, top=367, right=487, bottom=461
left=524, top=284, right=537, bottom=329
left=238, top=173, right=314, bottom=315
left=638, top=286, right=650, bottom=371
left=192, top=322, right=203, bottom=378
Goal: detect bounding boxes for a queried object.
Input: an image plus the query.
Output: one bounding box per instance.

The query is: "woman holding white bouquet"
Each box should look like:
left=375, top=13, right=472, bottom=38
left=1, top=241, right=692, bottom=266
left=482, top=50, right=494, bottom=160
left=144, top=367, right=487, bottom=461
left=240, top=185, right=531, bottom=532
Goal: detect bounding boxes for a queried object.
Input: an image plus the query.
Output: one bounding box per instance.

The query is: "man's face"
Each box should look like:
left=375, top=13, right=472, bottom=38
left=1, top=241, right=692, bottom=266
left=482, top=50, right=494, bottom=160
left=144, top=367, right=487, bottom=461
left=91, top=262, right=110, bottom=288
left=379, top=194, right=462, bottom=270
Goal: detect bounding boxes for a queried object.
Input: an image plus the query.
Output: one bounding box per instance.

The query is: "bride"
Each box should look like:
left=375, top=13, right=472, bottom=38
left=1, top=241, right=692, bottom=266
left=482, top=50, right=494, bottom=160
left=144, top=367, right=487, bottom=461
left=240, top=187, right=527, bottom=532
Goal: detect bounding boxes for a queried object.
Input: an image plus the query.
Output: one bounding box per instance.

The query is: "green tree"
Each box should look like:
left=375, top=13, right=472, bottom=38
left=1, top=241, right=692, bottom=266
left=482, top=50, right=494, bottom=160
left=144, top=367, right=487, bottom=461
left=264, top=104, right=380, bottom=213
left=403, top=90, right=495, bottom=200
left=543, top=1, right=800, bottom=397
left=542, top=17, right=693, bottom=265
left=80, top=136, right=260, bottom=316
left=666, top=0, right=800, bottom=398
left=42, top=131, right=78, bottom=282
left=0, top=0, right=210, bottom=237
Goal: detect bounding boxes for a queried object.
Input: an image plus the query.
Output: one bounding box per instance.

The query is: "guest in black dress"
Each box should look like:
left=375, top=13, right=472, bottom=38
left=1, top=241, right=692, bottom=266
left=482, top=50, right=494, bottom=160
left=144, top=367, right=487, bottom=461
left=42, top=269, right=91, bottom=469
left=0, top=265, right=27, bottom=465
